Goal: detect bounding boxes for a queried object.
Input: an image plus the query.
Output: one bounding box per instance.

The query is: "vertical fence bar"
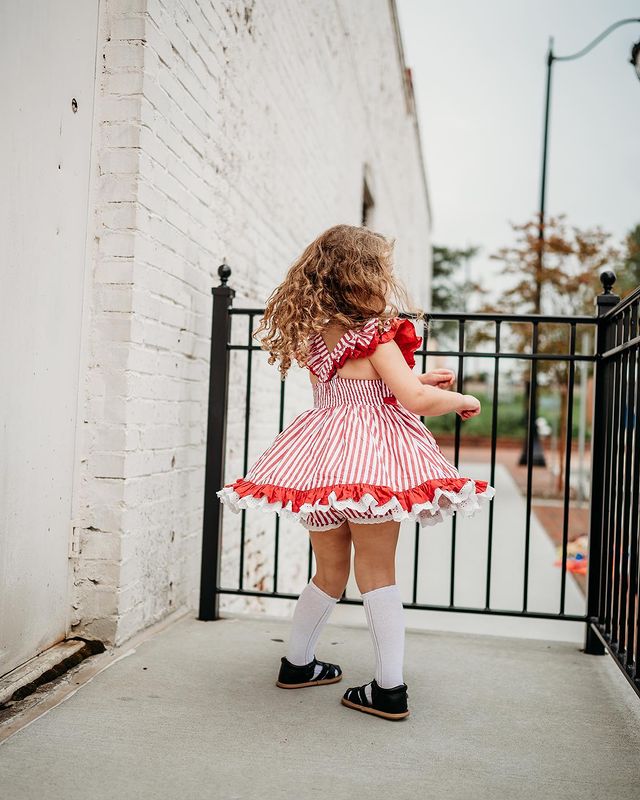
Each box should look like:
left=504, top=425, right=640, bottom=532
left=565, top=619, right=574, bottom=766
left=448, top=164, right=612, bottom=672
left=199, top=265, right=235, bottom=621
left=449, top=319, right=465, bottom=608
left=307, top=539, right=314, bottom=581
left=485, top=320, right=500, bottom=610
left=617, top=308, right=634, bottom=657
left=559, top=323, right=576, bottom=615
left=604, top=317, right=619, bottom=637
left=606, top=315, right=623, bottom=642
left=599, top=312, right=617, bottom=638
left=628, top=301, right=640, bottom=678
left=585, top=271, right=619, bottom=653
left=238, top=314, right=255, bottom=591
left=307, top=494, right=314, bottom=579
left=522, top=321, right=539, bottom=612
left=413, top=315, right=429, bottom=605
left=273, top=378, right=286, bottom=594
left=611, top=311, right=629, bottom=647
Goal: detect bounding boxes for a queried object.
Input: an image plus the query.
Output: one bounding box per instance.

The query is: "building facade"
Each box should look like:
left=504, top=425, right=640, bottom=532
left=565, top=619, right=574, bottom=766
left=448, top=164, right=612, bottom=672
left=0, top=0, right=431, bottom=673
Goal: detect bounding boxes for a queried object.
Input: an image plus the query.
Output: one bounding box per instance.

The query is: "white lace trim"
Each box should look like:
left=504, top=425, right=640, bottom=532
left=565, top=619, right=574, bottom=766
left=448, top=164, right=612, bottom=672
left=216, top=480, right=496, bottom=530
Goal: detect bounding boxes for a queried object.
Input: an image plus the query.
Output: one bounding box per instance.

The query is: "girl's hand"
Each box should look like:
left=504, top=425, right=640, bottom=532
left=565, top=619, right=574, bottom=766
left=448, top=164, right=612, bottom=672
left=457, top=394, right=481, bottom=420
left=420, top=369, right=456, bottom=389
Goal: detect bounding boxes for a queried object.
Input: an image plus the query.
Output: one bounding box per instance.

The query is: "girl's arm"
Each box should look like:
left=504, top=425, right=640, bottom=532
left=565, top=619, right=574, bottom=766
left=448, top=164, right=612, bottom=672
left=369, top=340, right=480, bottom=418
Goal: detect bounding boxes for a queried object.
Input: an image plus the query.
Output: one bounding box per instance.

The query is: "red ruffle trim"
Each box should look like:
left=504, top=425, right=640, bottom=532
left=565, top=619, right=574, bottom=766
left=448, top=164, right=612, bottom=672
left=336, top=317, right=422, bottom=371
left=226, top=476, right=490, bottom=514
left=380, top=318, right=422, bottom=369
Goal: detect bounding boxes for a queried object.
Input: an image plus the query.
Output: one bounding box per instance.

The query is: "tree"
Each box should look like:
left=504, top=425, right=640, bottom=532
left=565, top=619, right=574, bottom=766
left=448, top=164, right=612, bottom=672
left=487, top=214, right=618, bottom=318
left=616, top=223, right=640, bottom=297
left=431, top=245, right=480, bottom=312
left=484, top=214, right=620, bottom=489
left=429, top=244, right=485, bottom=356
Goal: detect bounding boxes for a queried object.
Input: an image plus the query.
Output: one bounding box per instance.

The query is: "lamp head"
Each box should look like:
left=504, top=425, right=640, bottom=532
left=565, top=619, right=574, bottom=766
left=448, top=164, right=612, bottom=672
left=631, top=39, right=640, bottom=81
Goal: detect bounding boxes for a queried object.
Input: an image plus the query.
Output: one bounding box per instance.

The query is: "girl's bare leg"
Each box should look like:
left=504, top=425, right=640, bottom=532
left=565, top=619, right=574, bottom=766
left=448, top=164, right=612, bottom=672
left=308, top=522, right=352, bottom=598
left=347, top=519, right=400, bottom=593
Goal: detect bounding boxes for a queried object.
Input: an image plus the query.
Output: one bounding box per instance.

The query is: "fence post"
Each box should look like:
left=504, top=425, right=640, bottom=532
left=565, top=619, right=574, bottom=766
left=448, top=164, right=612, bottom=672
left=584, top=270, right=619, bottom=654
left=199, top=264, right=235, bottom=621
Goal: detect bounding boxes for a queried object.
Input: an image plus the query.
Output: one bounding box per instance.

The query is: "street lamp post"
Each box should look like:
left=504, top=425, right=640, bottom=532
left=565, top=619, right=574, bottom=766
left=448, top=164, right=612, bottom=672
left=519, top=18, right=640, bottom=467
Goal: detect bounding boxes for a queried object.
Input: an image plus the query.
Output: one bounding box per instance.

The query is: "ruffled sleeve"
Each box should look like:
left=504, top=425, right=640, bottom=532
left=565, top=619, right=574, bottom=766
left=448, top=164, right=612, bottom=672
left=375, top=318, right=423, bottom=369
left=308, top=317, right=422, bottom=381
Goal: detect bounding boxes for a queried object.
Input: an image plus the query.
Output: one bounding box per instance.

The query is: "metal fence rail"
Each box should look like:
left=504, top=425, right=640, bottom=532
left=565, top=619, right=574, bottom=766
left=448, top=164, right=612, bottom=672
left=586, top=274, right=640, bottom=698
left=199, top=265, right=640, bottom=699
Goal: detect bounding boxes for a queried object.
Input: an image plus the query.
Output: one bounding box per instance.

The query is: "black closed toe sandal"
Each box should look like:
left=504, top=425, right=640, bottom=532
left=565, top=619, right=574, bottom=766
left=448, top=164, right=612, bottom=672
left=276, top=656, right=343, bottom=689
left=341, top=679, right=410, bottom=720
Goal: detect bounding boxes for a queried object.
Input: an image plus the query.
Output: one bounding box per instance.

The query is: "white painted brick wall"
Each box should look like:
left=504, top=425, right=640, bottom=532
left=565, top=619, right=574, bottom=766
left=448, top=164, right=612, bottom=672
left=71, top=0, right=431, bottom=645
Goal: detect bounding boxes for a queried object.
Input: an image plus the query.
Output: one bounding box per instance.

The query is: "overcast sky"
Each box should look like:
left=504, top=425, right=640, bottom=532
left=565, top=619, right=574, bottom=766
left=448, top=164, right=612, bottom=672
left=396, top=0, right=640, bottom=300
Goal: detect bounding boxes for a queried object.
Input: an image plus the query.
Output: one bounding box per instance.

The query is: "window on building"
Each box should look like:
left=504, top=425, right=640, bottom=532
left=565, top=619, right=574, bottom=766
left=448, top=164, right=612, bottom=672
left=361, top=174, right=374, bottom=227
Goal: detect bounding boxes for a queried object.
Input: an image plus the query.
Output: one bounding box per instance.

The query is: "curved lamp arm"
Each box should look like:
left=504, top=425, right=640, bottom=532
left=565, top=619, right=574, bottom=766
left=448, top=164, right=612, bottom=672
left=552, top=17, right=640, bottom=63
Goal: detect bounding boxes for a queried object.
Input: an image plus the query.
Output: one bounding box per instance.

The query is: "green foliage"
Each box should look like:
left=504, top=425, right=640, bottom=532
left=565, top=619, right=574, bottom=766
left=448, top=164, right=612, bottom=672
left=424, top=388, right=591, bottom=442
left=431, top=244, right=480, bottom=312
left=424, top=390, right=523, bottom=437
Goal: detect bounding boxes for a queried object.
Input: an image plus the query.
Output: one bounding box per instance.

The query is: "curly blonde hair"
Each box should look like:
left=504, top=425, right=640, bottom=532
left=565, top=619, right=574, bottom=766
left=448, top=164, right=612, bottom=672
left=253, top=224, right=424, bottom=378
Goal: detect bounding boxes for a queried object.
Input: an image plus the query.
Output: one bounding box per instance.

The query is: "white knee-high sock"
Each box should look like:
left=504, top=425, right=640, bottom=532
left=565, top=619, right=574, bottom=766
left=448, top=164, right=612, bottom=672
left=362, top=583, right=406, bottom=692
left=286, top=578, right=339, bottom=669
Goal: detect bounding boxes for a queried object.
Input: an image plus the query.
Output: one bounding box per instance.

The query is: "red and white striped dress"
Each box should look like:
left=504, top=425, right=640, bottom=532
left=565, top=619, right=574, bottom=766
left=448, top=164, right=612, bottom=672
left=217, top=317, right=495, bottom=531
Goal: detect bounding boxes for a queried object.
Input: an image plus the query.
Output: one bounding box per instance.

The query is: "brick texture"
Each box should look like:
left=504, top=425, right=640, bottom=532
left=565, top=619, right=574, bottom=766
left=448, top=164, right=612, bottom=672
left=71, top=0, right=431, bottom=645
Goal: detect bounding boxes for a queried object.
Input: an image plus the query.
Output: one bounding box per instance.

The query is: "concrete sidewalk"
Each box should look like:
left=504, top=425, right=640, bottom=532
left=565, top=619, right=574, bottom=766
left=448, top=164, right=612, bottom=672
left=1, top=612, right=639, bottom=800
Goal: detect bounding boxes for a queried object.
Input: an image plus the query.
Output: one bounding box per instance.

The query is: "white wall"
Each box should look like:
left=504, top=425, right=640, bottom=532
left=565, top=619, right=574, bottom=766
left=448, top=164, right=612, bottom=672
left=0, top=0, right=99, bottom=675
left=68, top=0, right=432, bottom=644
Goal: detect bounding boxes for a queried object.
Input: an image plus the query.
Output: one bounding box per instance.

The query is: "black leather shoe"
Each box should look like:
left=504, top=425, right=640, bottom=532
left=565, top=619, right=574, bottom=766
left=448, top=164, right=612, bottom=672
left=341, top=679, right=409, bottom=719
left=276, top=656, right=342, bottom=688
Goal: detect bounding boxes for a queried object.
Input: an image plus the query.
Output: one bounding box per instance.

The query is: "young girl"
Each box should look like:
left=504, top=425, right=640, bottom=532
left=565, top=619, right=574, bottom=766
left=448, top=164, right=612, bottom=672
left=217, top=224, right=495, bottom=721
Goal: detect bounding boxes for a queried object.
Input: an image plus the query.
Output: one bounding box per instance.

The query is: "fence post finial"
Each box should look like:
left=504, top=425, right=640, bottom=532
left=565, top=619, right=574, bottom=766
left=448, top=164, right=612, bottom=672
left=599, top=269, right=616, bottom=295
left=218, top=263, right=232, bottom=286
left=595, top=270, right=619, bottom=316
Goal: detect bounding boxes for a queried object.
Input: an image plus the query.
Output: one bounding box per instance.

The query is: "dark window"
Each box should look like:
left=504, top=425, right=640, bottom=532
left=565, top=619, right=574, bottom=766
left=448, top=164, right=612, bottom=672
left=361, top=174, right=374, bottom=227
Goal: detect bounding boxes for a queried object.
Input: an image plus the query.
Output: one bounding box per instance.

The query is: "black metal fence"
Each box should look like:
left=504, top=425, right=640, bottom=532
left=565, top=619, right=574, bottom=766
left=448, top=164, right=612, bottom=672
left=586, top=274, right=640, bottom=699
left=199, top=265, right=640, bottom=700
